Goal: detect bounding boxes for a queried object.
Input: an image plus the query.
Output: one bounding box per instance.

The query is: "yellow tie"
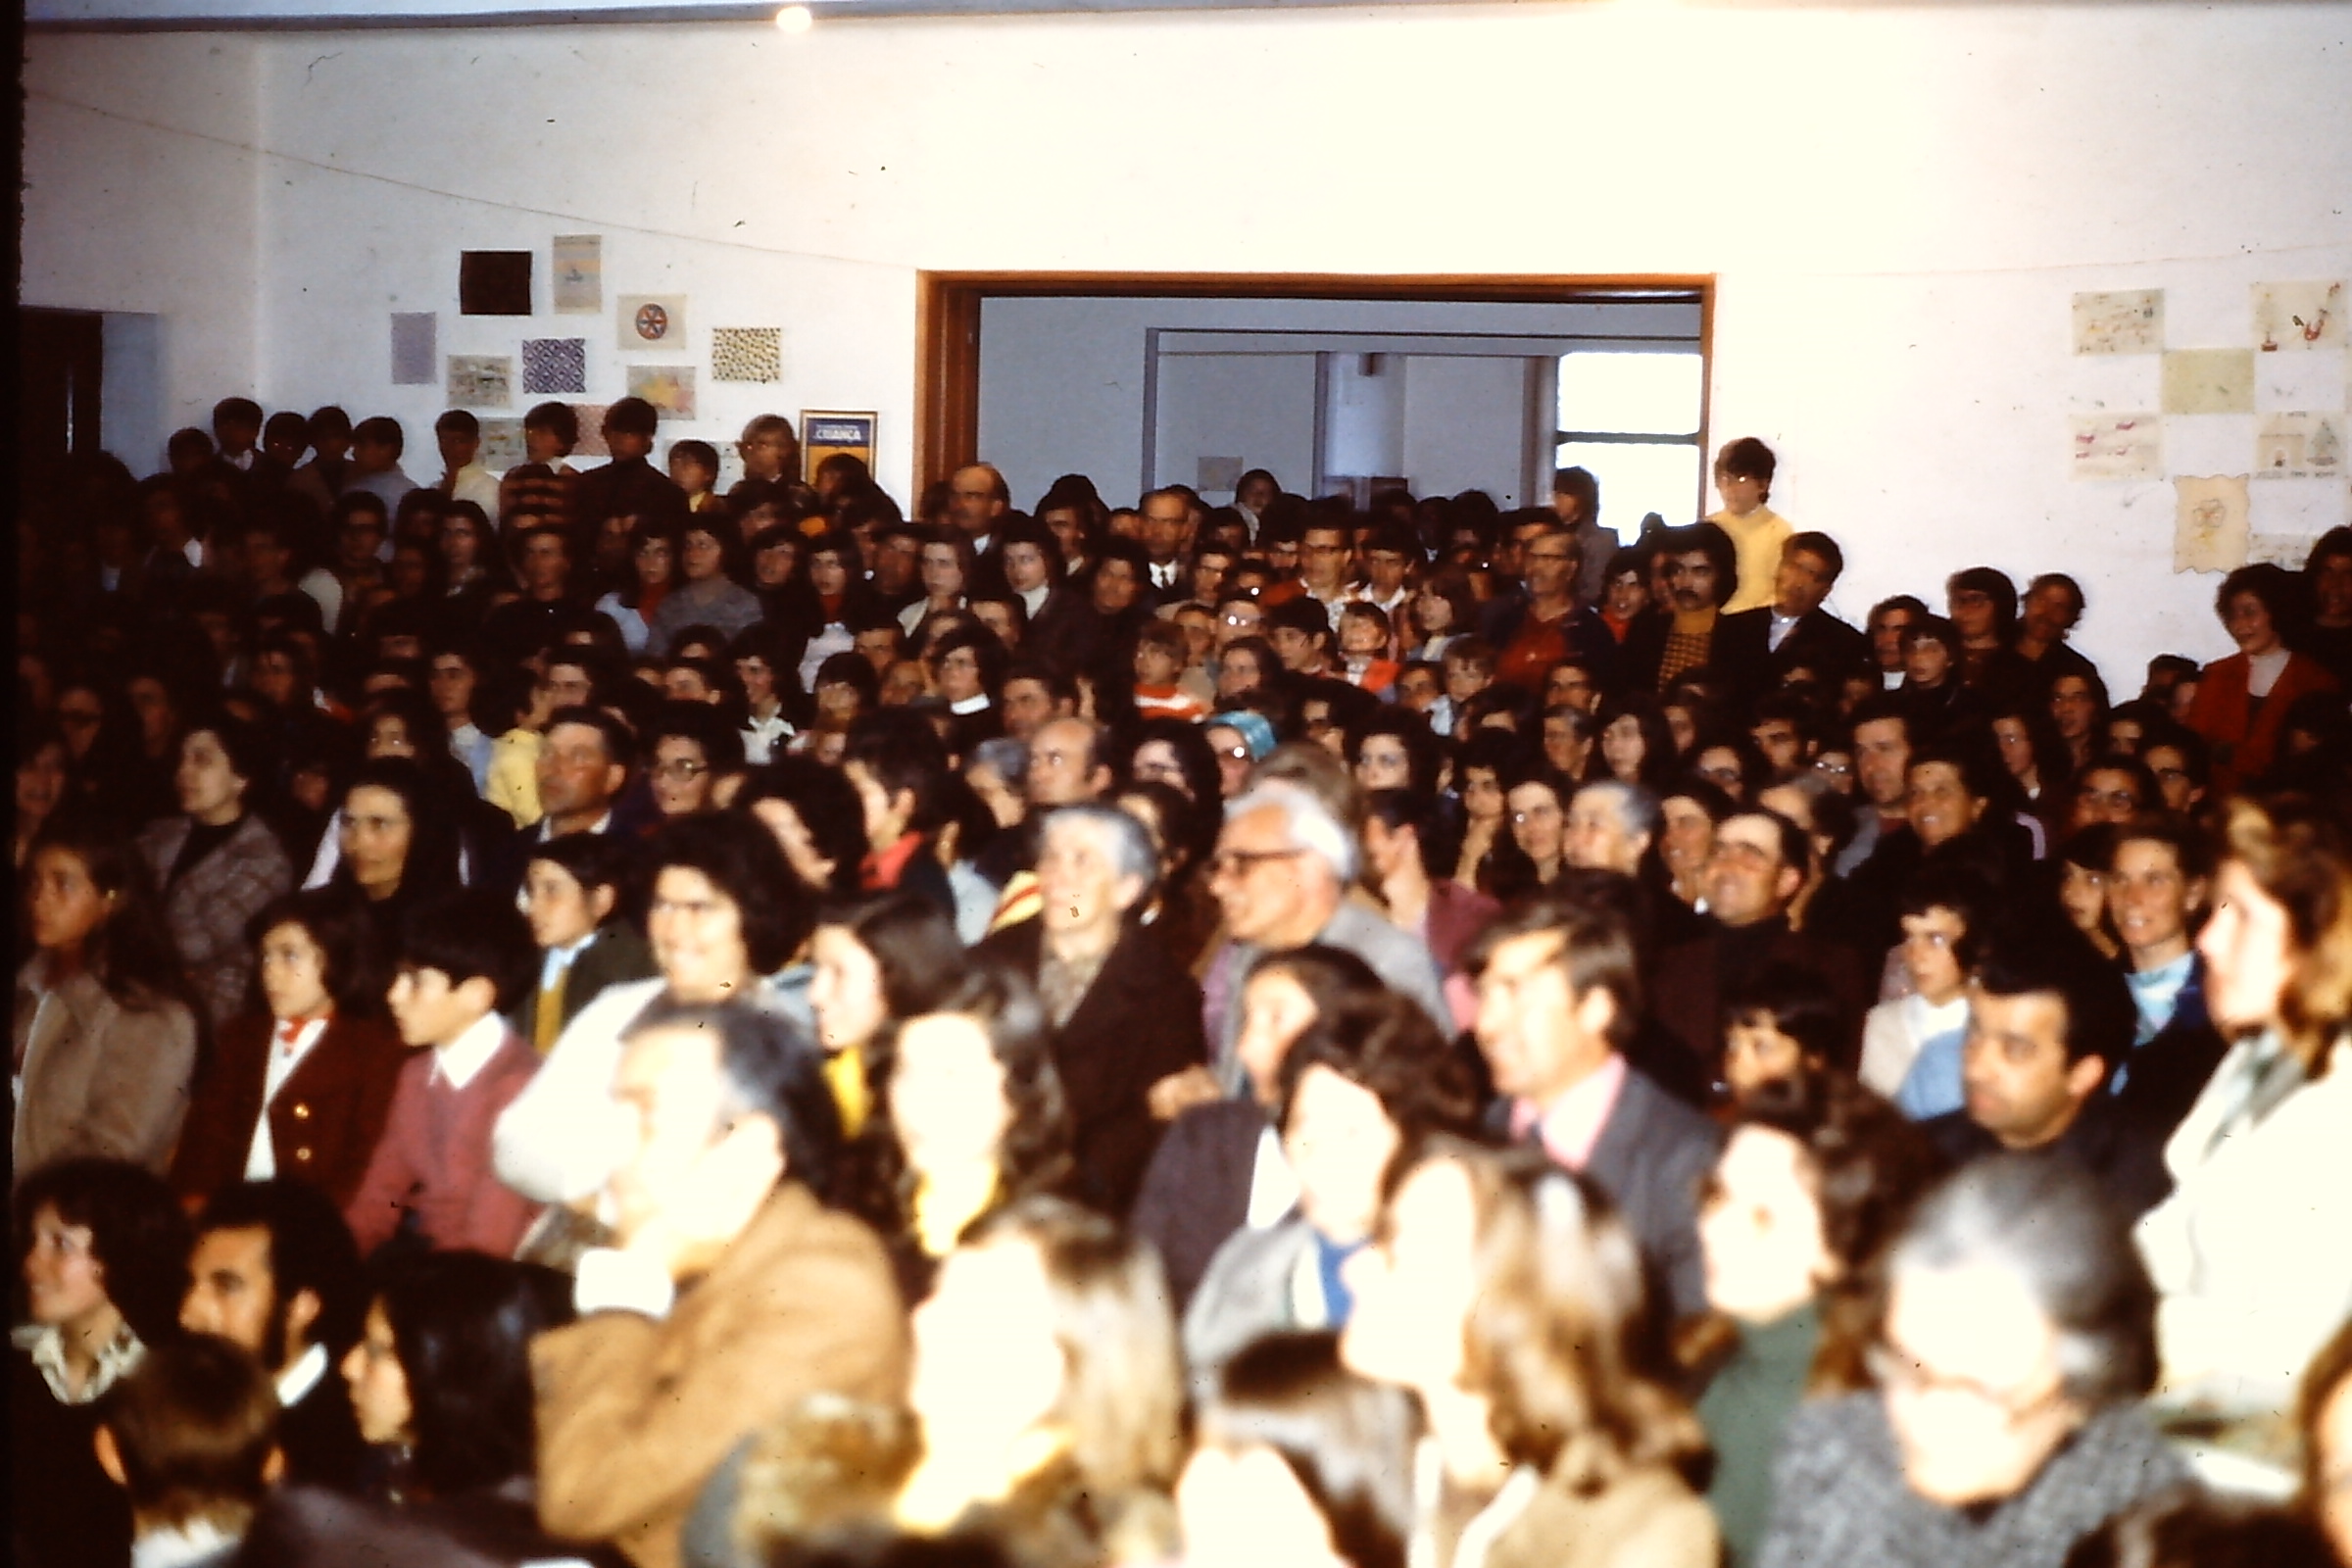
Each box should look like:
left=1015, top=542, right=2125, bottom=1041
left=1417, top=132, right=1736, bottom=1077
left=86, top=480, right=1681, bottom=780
left=533, top=967, right=567, bottom=1054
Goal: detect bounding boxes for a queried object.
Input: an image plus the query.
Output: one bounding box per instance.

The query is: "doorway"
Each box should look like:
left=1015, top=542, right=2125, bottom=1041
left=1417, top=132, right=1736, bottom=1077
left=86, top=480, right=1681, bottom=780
left=919, top=272, right=1712, bottom=537
left=19, top=307, right=106, bottom=501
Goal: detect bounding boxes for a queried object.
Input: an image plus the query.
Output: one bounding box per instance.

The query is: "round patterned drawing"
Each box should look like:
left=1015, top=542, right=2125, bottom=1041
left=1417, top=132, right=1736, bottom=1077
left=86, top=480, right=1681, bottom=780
left=634, top=303, right=670, bottom=343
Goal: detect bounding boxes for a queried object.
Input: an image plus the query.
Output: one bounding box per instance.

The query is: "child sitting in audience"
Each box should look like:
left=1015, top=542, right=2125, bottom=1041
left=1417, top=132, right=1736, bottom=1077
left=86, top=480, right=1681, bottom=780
left=1858, top=866, right=1987, bottom=1117
left=1133, top=619, right=1209, bottom=722
left=517, top=831, right=658, bottom=1054
left=343, top=889, right=544, bottom=1259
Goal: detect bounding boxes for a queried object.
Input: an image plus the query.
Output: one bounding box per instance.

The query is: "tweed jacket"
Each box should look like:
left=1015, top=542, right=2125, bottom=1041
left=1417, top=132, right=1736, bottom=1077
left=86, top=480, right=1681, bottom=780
left=13, top=960, right=198, bottom=1180
left=533, top=1182, right=910, bottom=1568
left=135, top=813, right=295, bottom=1033
left=172, top=1010, right=410, bottom=1208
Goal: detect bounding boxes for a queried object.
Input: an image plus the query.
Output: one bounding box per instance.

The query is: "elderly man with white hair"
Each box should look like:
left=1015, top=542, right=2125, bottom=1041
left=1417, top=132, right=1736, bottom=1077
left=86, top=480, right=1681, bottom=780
left=1196, top=781, right=1451, bottom=1092
left=976, top=803, right=1206, bottom=1215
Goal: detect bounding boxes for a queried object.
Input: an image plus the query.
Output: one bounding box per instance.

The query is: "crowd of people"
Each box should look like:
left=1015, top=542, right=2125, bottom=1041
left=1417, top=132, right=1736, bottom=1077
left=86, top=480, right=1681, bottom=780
left=12, top=393, right=2352, bottom=1568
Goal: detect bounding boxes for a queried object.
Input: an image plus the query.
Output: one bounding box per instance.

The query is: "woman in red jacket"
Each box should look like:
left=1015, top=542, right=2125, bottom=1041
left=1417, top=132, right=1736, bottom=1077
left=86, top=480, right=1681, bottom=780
left=2186, top=564, right=2338, bottom=793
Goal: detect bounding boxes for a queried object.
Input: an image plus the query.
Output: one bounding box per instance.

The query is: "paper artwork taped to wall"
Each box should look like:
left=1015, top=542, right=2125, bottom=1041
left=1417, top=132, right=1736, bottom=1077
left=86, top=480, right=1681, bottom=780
left=801, top=411, right=877, bottom=482
left=391, top=313, right=437, bottom=385
left=2253, top=280, right=2344, bottom=353
left=553, top=236, right=602, bottom=314
left=459, top=251, right=534, bottom=317
left=2254, top=413, right=2346, bottom=479
left=2073, top=290, right=2163, bottom=355
left=2161, top=350, right=2256, bottom=416
left=448, top=356, right=514, bottom=410
left=711, top=327, right=782, bottom=383
left=618, top=295, right=687, bottom=351
left=2070, top=414, right=2162, bottom=481
left=522, top=338, right=588, bottom=395
left=627, top=366, right=696, bottom=418
left=571, top=405, right=612, bottom=459
left=478, top=418, right=525, bottom=471
left=2174, top=475, right=2250, bottom=573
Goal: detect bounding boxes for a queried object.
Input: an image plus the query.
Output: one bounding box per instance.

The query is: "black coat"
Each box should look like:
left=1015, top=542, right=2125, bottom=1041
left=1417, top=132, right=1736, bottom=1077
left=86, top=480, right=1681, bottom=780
left=1711, top=605, right=1870, bottom=703
left=279, top=1364, right=368, bottom=1492
left=978, top=917, right=1207, bottom=1217
left=1129, top=1099, right=1268, bottom=1310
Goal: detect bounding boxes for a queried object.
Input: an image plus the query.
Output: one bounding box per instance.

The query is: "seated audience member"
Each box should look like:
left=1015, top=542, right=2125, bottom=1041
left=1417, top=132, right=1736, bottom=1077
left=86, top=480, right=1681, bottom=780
left=94, top=1335, right=282, bottom=1568
left=1200, top=781, right=1449, bottom=1088
left=533, top=1003, right=906, bottom=1568
left=842, top=709, right=957, bottom=915
left=866, top=960, right=1076, bottom=1293
left=11, top=1158, right=193, bottom=1568
left=344, top=890, right=543, bottom=1259
left=1184, top=990, right=1479, bottom=1393
left=1757, top=1156, right=2188, bottom=1568
left=709, top=1197, right=1181, bottom=1568
left=496, top=812, right=808, bottom=1207
left=172, top=890, right=405, bottom=1210
left=1859, top=865, right=1991, bottom=1117
left=1712, top=531, right=1869, bottom=706
left=977, top=806, right=1204, bottom=1216
left=242, top=1251, right=606, bottom=1566
left=1343, top=1140, right=1719, bottom=1568
left=178, top=1178, right=368, bottom=1490
left=2186, top=564, right=2340, bottom=792
left=1468, top=882, right=1723, bottom=1319
left=1917, top=922, right=2170, bottom=1219
left=135, top=709, right=296, bottom=1035
left=1685, top=1074, right=1944, bottom=1566
left=2101, top=818, right=2228, bottom=1143
left=16, top=821, right=202, bottom=1176
left=2134, top=794, right=2352, bottom=1420
left=1651, top=808, right=1867, bottom=1091
left=1362, top=787, right=1494, bottom=1016
left=1176, top=1331, right=1422, bottom=1568
left=517, top=831, right=659, bottom=1054
left=1718, top=962, right=1851, bottom=1107
left=1132, top=947, right=1387, bottom=1310
left=2301, top=1318, right=2352, bottom=1564
left=2054, top=823, right=2124, bottom=960
left=643, top=698, right=747, bottom=821
left=806, top=892, right=969, bottom=1138
left=1624, top=520, right=1738, bottom=694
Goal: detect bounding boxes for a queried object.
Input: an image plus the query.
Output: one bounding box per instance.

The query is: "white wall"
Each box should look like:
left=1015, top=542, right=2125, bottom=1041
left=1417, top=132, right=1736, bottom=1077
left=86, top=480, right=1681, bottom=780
left=1400, top=356, right=1541, bottom=509
left=1152, top=353, right=1319, bottom=501
left=22, top=2, right=2352, bottom=683
left=1324, top=351, right=1406, bottom=484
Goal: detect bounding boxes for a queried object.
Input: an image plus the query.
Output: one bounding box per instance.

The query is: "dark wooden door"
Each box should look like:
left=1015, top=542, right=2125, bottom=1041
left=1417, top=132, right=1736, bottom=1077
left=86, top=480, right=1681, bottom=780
left=19, top=308, right=106, bottom=502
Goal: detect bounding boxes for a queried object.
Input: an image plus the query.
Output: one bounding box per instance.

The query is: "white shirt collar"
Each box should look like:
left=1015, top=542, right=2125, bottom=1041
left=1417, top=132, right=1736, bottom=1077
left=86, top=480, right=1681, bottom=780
left=539, top=809, right=613, bottom=843
left=431, top=1009, right=510, bottom=1092
left=949, top=693, right=993, bottom=715
left=275, top=1341, right=329, bottom=1408
left=540, top=932, right=598, bottom=989
left=1245, top=1122, right=1299, bottom=1230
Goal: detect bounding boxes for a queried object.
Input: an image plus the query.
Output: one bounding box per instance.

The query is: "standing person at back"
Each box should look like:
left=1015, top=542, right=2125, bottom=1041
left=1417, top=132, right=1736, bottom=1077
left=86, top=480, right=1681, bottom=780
left=1707, top=437, right=1793, bottom=616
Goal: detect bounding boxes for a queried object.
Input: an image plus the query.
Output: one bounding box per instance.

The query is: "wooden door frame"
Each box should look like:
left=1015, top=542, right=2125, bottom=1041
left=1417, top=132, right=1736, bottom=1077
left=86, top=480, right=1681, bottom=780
left=913, top=270, right=1715, bottom=506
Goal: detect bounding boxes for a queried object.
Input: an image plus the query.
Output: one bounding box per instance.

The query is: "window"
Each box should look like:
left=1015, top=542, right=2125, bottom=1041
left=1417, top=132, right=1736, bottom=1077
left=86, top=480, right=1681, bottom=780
left=1555, top=351, right=1705, bottom=556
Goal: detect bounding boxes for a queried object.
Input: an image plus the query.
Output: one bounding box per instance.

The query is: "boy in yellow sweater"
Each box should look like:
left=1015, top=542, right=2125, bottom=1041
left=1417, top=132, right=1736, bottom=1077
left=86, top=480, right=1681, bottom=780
left=1707, top=436, right=1792, bottom=615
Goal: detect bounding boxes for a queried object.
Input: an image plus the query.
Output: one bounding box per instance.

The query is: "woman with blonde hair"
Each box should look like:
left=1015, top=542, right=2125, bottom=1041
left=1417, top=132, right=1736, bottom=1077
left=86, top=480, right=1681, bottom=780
left=1341, top=1138, right=1716, bottom=1568
left=2134, top=791, right=2352, bottom=1420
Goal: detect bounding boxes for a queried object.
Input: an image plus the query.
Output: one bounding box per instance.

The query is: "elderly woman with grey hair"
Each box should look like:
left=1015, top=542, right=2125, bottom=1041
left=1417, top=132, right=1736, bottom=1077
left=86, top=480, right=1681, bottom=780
left=1754, top=1154, right=2190, bottom=1568
left=976, top=804, right=1207, bottom=1216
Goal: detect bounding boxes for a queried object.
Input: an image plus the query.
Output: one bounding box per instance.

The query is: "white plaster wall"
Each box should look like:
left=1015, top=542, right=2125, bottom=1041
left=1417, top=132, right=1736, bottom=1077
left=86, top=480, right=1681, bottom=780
left=23, top=34, right=264, bottom=465
left=1152, top=353, right=1320, bottom=500
left=1325, top=351, right=1407, bottom=484
left=1400, top=356, right=1538, bottom=508
left=21, top=2, right=2352, bottom=680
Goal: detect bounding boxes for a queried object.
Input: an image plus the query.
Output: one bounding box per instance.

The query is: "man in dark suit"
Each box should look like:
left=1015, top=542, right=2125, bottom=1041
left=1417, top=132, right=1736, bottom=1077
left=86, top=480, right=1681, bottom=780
left=979, top=804, right=1206, bottom=1215
left=1651, top=808, right=1870, bottom=1085
left=177, top=1179, right=369, bottom=1491
left=1620, top=520, right=1739, bottom=695
left=1468, top=879, right=1722, bottom=1319
left=1711, top=529, right=1871, bottom=704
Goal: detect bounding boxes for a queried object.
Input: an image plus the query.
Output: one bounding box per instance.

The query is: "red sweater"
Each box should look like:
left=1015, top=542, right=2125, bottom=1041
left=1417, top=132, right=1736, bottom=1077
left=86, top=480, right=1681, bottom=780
left=2186, top=650, right=2337, bottom=791
left=343, top=1030, right=543, bottom=1258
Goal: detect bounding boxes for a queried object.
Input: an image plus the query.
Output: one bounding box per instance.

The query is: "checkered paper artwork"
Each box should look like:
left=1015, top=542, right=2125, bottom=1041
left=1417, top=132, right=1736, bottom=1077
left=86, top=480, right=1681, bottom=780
left=712, top=327, right=782, bottom=383
left=522, top=338, right=588, bottom=396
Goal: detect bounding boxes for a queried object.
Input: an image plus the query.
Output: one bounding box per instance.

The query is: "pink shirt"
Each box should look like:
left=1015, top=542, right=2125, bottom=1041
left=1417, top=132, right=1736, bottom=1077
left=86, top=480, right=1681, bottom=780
left=1508, top=1053, right=1629, bottom=1172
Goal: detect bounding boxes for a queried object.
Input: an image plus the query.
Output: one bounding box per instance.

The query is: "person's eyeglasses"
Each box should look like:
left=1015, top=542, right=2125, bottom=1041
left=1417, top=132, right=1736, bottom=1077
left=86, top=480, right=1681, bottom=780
left=1214, top=745, right=1252, bottom=761
left=1863, top=1339, right=2067, bottom=1422
left=1812, top=759, right=1854, bottom=776
left=1207, top=847, right=1305, bottom=879
left=653, top=760, right=710, bottom=781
